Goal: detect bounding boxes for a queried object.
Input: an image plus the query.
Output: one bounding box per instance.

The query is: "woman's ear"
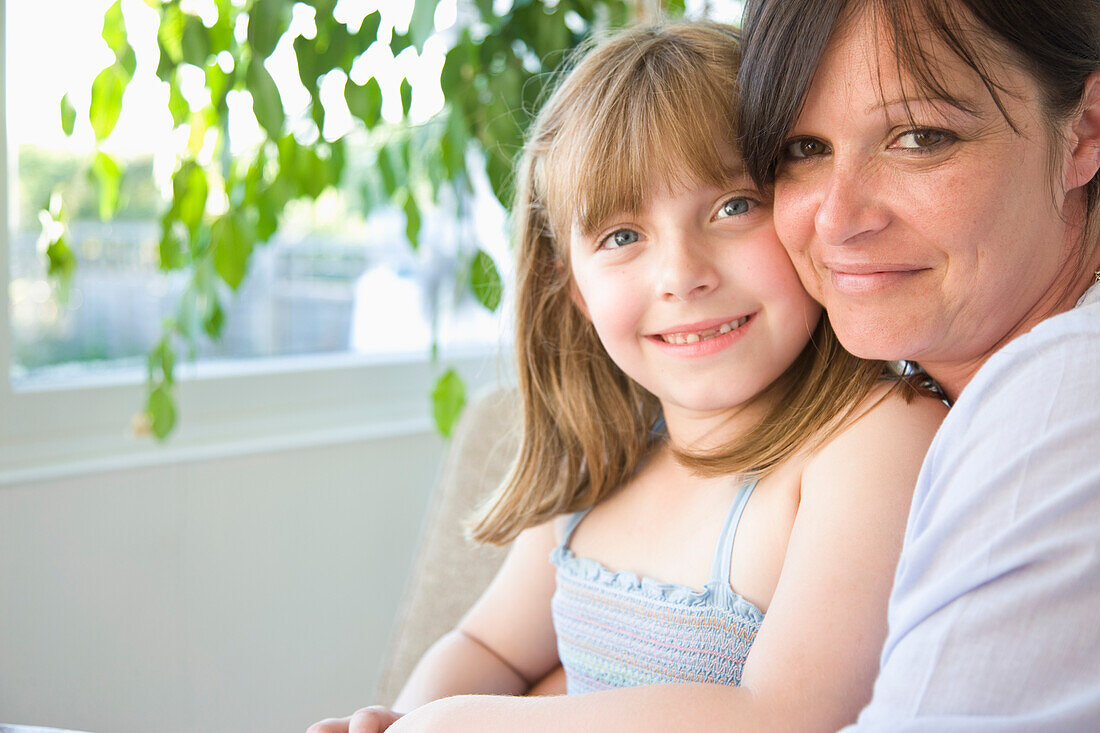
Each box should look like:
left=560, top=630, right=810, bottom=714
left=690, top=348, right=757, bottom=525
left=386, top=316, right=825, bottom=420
left=1065, top=72, right=1100, bottom=190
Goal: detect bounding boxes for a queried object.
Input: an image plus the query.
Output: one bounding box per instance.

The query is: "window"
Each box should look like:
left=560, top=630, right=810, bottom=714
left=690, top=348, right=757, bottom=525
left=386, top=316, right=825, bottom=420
left=0, top=0, right=510, bottom=483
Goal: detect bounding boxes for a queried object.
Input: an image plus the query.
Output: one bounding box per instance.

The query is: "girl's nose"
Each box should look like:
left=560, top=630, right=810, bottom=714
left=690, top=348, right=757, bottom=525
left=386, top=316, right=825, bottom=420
left=813, top=159, right=890, bottom=247
left=655, top=235, right=719, bottom=302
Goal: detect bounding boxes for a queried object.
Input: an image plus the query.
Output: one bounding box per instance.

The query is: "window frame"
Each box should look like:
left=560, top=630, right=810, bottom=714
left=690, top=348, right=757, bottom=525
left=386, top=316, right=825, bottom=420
left=0, top=2, right=509, bottom=486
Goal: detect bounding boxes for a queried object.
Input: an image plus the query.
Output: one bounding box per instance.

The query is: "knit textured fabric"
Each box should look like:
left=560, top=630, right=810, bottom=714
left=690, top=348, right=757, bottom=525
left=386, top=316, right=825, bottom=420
left=550, top=478, right=764, bottom=694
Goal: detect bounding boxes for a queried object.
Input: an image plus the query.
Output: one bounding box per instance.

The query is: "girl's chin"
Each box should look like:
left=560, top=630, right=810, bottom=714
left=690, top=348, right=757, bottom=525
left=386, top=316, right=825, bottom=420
left=656, top=391, right=765, bottom=421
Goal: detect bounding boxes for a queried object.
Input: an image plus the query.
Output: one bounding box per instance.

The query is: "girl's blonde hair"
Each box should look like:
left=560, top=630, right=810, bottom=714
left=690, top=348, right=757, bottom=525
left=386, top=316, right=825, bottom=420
left=469, top=21, right=892, bottom=545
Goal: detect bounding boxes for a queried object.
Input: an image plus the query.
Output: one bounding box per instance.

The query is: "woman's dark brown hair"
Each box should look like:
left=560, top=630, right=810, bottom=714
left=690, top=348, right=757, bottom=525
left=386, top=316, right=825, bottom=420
left=738, top=0, right=1100, bottom=239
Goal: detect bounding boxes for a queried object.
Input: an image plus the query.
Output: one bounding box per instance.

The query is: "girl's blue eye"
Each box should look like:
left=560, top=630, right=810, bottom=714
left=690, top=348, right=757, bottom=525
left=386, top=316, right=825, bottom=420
left=718, top=197, right=753, bottom=218
left=603, top=228, right=640, bottom=249
left=782, top=137, right=829, bottom=160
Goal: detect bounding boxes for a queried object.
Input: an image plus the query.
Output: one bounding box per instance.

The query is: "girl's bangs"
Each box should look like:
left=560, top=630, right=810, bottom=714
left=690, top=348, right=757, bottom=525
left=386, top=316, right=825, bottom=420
left=541, top=33, right=742, bottom=240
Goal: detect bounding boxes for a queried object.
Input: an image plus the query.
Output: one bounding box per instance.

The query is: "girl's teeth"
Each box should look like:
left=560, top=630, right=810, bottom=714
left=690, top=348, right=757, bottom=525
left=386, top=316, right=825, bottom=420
left=661, top=316, right=747, bottom=344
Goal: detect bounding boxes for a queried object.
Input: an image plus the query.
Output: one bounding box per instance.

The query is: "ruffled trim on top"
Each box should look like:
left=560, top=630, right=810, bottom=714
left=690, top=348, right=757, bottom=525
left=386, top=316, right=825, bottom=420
left=551, top=546, right=765, bottom=624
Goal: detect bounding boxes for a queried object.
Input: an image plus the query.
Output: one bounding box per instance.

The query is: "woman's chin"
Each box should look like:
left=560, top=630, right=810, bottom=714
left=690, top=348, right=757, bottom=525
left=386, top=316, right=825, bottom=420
left=830, top=320, right=929, bottom=364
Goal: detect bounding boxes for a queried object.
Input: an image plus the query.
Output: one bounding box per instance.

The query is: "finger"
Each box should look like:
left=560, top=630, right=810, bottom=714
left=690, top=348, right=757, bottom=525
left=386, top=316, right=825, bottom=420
left=349, top=706, right=403, bottom=733
left=306, top=717, right=351, bottom=733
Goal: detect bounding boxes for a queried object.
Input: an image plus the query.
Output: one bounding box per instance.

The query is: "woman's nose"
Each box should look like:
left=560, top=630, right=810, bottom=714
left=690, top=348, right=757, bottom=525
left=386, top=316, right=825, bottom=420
left=655, top=235, right=719, bottom=302
left=813, top=159, right=890, bottom=247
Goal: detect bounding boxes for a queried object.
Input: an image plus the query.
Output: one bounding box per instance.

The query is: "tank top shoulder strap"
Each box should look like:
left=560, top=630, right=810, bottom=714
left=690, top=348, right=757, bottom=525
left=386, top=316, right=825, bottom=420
left=559, top=506, right=594, bottom=551
left=709, top=475, right=759, bottom=585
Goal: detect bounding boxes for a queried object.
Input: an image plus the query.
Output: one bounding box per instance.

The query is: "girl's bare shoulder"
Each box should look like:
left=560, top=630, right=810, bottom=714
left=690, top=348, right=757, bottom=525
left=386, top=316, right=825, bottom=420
left=802, top=382, right=948, bottom=499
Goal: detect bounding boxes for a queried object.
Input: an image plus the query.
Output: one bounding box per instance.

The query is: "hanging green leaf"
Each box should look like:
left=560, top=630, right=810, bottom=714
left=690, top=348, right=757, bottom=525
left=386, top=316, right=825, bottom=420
left=246, top=0, right=291, bottom=58
left=292, top=34, right=323, bottom=102
left=246, top=59, right=285, bottom=137
left=293, top=146, right=335, bottom=198
left=439, top=39, right=468, bottom=101
left=167, top=82, right=189, bottom=125
left=203, top=294, right=225, bottom=338
left=206, top=62, right=232, bottom=115
left=345, top=76, right=382, bottom=129
left=159, top=225, right=185, bottom=270
left=358, top=10, right=381, bottom=43
left=46, top=234, right=77, bottom=282
left=209, top=0, right=235, bottom=52
left=409, top=0, right=438, bottom=53
left=181, top=14, right=211, bottom=67
left=60, top=93, right=76, bottom=136
left=102, top=1, right=128, bottom=55
left=157, top=4, right=185, bottom=67
left=211, top=211, right=255, bottom=289
left=146, top=384, right=177, bottom=440
left=440, top=106, right=468, bottom=181
left=89, top=63, right=128, bottom=141
left=400, top=77, right=413, bottom=118
left=376, top=145, right=400, bottom=198
left=173, top=162, right=209, bottom=235
left=402, top=189, right=421, bottom=249
left=469, top=249, right=502, bottom=312
left=483, top=147, right=513, bottom=204
left=149, top=337, right=176, bottom=385
left=431, top=368, right=466, bottom=438
left=389, top=31, right=412, bottom=57
left=186, top=108, right=211, bottom=155
left=91, top=151, right=123, bottom=220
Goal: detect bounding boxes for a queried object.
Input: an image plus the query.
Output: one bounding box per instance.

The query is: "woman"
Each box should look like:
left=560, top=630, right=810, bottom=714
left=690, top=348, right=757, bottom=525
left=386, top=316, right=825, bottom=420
left=737, top=0, right=1100, bottom=728
left=313, top=3, right=1100, bottom=730
left=309, top=20, right=942, bottom=733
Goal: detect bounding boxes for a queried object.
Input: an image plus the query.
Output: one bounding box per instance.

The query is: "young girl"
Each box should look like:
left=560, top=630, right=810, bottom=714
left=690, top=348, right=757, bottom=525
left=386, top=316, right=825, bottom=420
left=309, top=21, right=946, bottom=733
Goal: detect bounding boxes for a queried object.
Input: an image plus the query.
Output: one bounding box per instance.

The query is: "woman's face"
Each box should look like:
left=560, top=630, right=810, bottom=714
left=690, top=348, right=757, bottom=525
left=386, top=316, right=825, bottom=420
left=772, top=9, right=1086, bottom=396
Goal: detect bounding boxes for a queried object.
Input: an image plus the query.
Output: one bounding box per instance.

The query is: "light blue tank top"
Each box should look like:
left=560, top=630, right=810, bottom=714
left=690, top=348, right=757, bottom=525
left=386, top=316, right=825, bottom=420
left=550, top=477, right=765, bottom=694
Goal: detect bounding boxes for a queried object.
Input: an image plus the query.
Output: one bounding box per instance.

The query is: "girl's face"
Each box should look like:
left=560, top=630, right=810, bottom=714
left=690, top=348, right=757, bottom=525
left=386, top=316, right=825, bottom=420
left=568, top=170, right=821, bottom=440
left=772, top=9, right=1088, bottom=398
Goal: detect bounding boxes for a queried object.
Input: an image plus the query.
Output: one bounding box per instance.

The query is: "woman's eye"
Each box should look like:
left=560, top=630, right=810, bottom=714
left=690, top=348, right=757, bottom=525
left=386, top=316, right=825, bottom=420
left=892, top=128, right=953, bottom=150
left=782, top=137, right=829, bottom=160
left=601, top=228, right=640, bottom=249
left=717, top=197, right=754, bottom=218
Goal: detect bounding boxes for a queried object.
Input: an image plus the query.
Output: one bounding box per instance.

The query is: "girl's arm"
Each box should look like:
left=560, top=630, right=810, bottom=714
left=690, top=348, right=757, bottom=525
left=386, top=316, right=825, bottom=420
left=307, top=520, right=561, bottom=733
left=387, top=390, right=948, bottom=732
left=392, top=519, right=561, bottom=710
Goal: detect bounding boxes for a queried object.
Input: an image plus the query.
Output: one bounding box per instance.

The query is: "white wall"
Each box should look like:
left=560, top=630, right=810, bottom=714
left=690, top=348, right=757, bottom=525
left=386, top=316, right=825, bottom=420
left=0, top=430, right=444, bottom=733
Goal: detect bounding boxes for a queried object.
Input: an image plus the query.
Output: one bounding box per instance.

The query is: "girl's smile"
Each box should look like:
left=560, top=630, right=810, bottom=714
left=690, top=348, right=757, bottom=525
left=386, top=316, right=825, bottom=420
left=648, top=313, right=754, bottom=353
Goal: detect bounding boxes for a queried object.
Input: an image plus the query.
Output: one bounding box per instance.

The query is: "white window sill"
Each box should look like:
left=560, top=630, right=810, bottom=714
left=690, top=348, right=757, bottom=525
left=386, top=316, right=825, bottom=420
left=0, top=346, right=511, bottom=486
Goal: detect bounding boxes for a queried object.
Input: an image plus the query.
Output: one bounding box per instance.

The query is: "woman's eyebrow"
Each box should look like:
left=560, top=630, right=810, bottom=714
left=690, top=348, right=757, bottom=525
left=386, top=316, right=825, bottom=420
left=868, top=95, right=984, bottom=117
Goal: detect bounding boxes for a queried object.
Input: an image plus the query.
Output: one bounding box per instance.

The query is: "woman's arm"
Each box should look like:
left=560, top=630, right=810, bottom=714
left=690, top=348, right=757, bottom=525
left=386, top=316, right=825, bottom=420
left=850, top=329, right=1100, bottom=729
left=387, top=391, right=948, bottom=732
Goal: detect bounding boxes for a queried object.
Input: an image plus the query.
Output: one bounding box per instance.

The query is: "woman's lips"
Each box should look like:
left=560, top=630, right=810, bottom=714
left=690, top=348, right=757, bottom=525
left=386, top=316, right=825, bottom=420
left=825, top=264, right=928, bottom=295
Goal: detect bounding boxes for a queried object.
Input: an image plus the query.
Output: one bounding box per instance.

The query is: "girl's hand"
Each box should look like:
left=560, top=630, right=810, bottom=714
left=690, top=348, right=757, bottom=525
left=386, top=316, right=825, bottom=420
left=306, top=706, right=403, bottom=733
